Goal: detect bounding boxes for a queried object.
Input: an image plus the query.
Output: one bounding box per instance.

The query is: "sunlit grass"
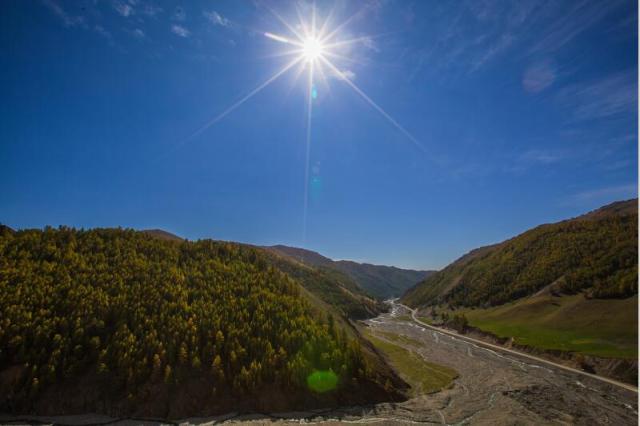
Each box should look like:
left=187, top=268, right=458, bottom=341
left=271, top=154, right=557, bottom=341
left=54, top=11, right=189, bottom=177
left=375, top=330, right=422, bottom=347
left=462, top=294, right=638, bottom=358
left=417, top=316, right=434, bottom=325
left=391, top=314, right=412, bottom=322
left=364, top=330, right=457, bottom=396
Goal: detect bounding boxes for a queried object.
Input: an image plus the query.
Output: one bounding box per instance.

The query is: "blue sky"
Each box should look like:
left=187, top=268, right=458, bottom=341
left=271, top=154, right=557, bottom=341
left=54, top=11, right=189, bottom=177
left=1, top=0, right=637, bottom=269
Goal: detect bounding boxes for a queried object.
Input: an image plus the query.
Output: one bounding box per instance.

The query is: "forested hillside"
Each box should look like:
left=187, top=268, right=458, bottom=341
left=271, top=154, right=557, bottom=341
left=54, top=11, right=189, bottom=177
left=262, top=250, right=383, bottom=320
left=0, top=227, right=405, bottom=417
left=269, top=245, right=432, bottom=299
left=402, top=199, right=638, bottom=308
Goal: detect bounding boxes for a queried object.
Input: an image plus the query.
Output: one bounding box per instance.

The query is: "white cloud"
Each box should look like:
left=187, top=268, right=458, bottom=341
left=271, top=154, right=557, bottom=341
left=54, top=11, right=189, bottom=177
left=171, top=24, right=191, bottom=38
left=360, top=36, right=379, bottom=52
left=519, top=149, right=564, bottom=165
left=570, top=184, right=637, bottom=203
left=94, top=25, right=113, bottom=41
left=469, top=32, right=514, bottom=72
left=141, top=3, right=163, bottom=17
left=505, top=148, right=567, bottom=174
left=340, top=69, right=356, bottom=80
left=113, top=1, right=134, bottom=17
left=522, top=61, right=556, bottom=93
left=529, top=0, right=618, bottom=55
left=204, top=10, right=231, bottom=27
left=42, top=0, right=87, bottom=28
left=557, top=71, right=637, bottom=121
left=131, top=28, right=145, bottom=39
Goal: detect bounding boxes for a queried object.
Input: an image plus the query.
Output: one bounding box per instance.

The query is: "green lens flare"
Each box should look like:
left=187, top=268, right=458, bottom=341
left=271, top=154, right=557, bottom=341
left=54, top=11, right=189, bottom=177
left=306, top=369, right=338, bottom=393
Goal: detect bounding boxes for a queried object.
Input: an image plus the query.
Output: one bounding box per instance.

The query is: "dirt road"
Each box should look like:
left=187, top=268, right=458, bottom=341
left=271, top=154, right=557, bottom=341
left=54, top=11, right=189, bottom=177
left=3, top=303, right=637, bottom=425
left=223, top=302, right=638, bottom=424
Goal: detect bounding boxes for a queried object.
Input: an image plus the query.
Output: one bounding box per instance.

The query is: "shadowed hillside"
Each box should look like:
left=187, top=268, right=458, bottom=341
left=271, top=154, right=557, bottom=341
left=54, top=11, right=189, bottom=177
left=269, top=245, right=433, bottom=299
left=142, top=229, right=185, bottom=242
left=0, top=227, right=407, bottom=418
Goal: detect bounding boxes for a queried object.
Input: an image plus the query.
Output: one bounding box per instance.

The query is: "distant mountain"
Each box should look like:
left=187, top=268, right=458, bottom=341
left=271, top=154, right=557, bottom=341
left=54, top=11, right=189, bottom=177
left=261, top=246, right=384, bottom=320
left=0, top=227, right=406, bottom=417
left=402, top=199, right=638, bottom=308
left=142, top=228, right=185, bottom=242
left=269, top=245, right=434, bottom=299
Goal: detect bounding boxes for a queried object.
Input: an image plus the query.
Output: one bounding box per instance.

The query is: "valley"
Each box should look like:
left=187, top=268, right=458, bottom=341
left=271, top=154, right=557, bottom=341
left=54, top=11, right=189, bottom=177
left=3, top=300, right=637, bottom=425
left=0, top=201, right=637, bottom=424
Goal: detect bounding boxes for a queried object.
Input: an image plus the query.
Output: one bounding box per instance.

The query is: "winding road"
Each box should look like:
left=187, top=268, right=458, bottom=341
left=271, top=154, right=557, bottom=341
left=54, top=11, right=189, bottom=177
left=222, top=301, right=638, bottom=424
left=398, top=301, right=638, bottom=394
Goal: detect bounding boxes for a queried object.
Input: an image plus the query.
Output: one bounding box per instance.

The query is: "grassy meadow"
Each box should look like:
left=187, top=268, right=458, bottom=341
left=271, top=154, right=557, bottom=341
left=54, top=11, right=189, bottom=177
left=461, top=294, right=637, bottom=358
left=364, top=330, right=458, bottom=396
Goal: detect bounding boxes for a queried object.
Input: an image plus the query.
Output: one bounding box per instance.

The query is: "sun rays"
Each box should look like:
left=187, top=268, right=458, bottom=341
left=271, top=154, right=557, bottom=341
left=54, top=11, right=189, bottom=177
left=179, top=2, right=426, bottom=241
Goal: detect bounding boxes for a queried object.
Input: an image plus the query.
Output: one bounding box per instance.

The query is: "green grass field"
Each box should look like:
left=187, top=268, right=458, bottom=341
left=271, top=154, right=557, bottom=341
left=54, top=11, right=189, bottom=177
left=364, top=330, right=457, bottom=396
left=375, top=330, right=423, bottom=347
left=461, top=294, right=637, bottom=358
left=417, top=316, right=434, bottom=325
left=392, top=314, right=413, bottom=322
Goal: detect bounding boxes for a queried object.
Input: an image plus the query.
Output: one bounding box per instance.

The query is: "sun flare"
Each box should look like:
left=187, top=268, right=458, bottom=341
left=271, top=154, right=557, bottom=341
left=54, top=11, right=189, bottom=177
left=302, top=37, right=324, bottom=61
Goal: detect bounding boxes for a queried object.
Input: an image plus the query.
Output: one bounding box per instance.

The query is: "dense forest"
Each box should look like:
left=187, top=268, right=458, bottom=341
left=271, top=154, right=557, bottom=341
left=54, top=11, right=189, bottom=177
left=402, top=199, right=638, bottom=308
left=0, top=226, right=404, bottom=417
left=262, top=249, right=383, bottom=320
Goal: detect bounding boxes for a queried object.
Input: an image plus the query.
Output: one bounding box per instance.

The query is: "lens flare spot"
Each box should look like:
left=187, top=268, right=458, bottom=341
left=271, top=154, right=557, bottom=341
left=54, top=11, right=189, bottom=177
left=306, top=369, right=338, bottom=393
left=311, top=85, right=318, bottom=99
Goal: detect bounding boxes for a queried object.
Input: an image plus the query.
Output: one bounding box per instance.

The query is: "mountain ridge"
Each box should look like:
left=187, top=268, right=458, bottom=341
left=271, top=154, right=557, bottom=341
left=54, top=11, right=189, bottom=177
left=401, top=198, right=638, bottom=308
left=268, top=245, right=434, bottom=299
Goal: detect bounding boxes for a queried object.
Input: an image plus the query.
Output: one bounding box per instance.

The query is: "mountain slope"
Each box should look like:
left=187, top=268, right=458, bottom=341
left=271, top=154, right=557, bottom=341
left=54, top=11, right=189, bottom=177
left=269, top=245, right=433, bottom=299
left=142, top=228, right=185, bottom=242
left=402, top=199, right=638, bottom=308
left=142, top=232, right=381, bottom=319
left=0, top=227, right=406, bottom=417
left=262, top=248, right=383, bottom=320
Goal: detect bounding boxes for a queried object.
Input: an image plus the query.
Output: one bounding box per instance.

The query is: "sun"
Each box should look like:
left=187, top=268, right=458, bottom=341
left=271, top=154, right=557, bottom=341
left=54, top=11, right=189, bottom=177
left=181, top=3, right=426, bottom=242
left=302, top=37, right=324, bottom=62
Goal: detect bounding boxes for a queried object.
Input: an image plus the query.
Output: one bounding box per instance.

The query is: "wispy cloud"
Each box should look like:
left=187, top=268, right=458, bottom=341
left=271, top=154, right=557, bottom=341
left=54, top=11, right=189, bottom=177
left=129, top=28, right=146, bottom=40
left=113, top=0, right=134, bottom=17
left=141, top=3, right=162, bottom=17
left=569, top=183, right=637, bottom=203
left=410, top=1, right=628, bottom=79
left=504, top=148, right=567, bottom=174
left=556, top=71, right=637, bottom=121
left=203, top=10, right=231, bottom=27
left=360, top=36, right=379, bottom=52
left=94, top=25, right=113, bottom=43
left=341, top=69, right=356, bottom=80
left=411, top=1, right=540, bottom=77
left=171, top=24, right=190, bottom=38
left=469, top=32, right=514, bottom=72
left=519, top=149, right=564, bottom=165
left=331, top=68, right=356, bottom=81
left=42, top=0, right=87, bottom=28
left=529, top=0, right=620, bottom=55
left=522, top=60, right=556, bottom=93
